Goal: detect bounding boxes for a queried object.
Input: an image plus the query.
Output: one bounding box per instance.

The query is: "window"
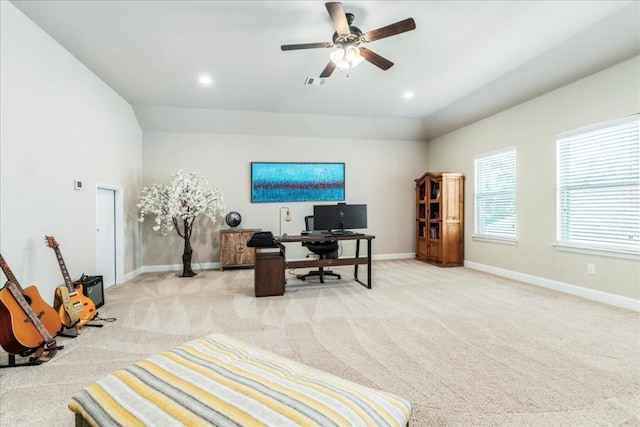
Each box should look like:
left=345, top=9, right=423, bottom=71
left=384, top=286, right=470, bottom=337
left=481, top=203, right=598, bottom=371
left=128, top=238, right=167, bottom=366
left=474, top=147, right=517, bottom=241
left=557, top=114, right=639, bottom=256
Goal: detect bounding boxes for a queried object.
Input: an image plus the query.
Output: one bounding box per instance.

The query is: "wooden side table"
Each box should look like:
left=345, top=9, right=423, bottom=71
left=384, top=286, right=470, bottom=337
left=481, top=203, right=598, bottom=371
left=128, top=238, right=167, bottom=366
left=219, top=228, right=260, bottom=271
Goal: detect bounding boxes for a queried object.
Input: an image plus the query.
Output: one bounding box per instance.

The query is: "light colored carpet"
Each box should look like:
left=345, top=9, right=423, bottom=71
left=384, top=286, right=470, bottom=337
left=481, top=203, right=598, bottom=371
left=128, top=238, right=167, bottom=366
left=0, top=260, right=638, bottom=426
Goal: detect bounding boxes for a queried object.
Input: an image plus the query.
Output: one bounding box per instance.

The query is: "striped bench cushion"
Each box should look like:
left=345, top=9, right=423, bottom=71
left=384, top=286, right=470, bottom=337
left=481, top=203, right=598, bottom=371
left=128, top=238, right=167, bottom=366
left=68, top=333, right=412, bottom=426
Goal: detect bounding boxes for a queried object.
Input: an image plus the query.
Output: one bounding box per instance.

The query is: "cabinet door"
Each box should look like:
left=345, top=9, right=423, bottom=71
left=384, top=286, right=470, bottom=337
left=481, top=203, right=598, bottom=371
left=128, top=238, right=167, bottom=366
left=237, top=231, right=256, bottom=265
left=416, top=236, right=428, bottom=260
left=441, top=175, right=463, bottom=266
left=220, top=231, right=257, bottom=268
left=442, top=175, right=462, bottom=221
left=428, top=241, right=441, bottom=262
left=220, top=232, right=236, bottom=267
left=415, top=176, right=428, bottom=261
left=441, top=223, right=462, bottom=265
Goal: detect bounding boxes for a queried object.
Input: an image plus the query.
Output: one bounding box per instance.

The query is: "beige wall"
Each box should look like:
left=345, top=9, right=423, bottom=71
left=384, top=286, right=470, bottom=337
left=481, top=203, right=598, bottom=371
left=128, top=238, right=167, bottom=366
left=0, top=2, right=143, bottom=303
left=426, top=56, right=640, bottom=300
left=141, top=131, right=429, bottom=266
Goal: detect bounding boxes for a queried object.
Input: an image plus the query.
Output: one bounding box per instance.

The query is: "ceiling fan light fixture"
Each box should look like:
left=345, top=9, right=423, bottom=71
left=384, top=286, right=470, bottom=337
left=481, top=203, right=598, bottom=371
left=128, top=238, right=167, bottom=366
left=345, top=44, right=360, bottom=61
left=330, top=47, right=346, bottom=63
left=330, top=44, right=364, bottom=70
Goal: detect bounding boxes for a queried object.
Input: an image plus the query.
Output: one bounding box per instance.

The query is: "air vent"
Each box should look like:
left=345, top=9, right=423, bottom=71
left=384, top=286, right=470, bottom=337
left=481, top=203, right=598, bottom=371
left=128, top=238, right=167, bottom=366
left=304, top=77, right=328, bottom=86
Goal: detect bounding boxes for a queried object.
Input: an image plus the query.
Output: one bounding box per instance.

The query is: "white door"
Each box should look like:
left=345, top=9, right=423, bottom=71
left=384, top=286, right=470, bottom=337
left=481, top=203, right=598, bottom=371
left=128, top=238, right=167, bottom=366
left=97, top=188, right=116, bottom=288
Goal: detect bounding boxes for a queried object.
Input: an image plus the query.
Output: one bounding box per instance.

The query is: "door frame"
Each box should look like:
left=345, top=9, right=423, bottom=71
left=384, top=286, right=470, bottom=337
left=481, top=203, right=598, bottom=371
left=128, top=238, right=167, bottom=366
left=95, top=183, right=124, bottom=286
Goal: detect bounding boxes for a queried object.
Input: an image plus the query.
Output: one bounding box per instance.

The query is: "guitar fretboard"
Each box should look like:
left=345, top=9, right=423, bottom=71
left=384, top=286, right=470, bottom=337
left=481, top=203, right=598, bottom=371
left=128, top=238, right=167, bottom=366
left=0, top=254, right=25, bottom=293
left=52, top=247, right=74, bottom=292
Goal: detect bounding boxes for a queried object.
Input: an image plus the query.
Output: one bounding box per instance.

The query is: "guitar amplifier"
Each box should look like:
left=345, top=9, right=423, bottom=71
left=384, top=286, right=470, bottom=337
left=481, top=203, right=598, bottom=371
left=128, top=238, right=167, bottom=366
left=74, top=275, right=104, bottom=309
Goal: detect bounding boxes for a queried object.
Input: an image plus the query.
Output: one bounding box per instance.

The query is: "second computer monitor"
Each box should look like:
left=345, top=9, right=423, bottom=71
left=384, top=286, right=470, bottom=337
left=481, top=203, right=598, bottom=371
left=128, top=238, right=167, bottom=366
left=313, top=204, right=367, bottom=232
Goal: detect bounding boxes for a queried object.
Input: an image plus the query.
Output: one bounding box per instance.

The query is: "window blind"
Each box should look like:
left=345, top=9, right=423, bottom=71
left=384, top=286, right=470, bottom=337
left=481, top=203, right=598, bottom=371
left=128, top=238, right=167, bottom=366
left=475, top=147, right=517, bottom=240
left=557, top=114, right=639, bottom=254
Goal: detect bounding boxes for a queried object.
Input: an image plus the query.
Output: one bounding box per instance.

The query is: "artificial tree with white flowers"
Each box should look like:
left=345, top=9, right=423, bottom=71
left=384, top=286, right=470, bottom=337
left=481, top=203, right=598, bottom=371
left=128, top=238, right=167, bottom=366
left=138, top=170, right=225, bottom=277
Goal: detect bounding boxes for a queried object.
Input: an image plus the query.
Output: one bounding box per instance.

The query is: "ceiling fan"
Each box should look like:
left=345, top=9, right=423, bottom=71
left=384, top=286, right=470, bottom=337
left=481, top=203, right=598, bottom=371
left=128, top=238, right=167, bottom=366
left=281, top=2, right=416, bottom=78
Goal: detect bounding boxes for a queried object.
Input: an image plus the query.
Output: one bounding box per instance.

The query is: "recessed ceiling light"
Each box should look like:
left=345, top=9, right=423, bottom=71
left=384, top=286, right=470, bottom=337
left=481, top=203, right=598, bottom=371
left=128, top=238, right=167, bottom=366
left=198, top=75, right=213, bottom=85
left=402, top=91, right=415, bottom=99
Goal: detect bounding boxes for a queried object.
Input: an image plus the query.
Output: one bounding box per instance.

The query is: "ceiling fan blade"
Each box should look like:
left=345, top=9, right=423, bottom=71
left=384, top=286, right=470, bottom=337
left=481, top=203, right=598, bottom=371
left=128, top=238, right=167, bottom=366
left=320, top=61, right=337, bottom=78
left=360, top=47, right=394, bottom=70
left=363, top=18, right=416, bottom=42
left=281, top=42, right=333, bottom=51
left=325, top=2, right=350, bottom=36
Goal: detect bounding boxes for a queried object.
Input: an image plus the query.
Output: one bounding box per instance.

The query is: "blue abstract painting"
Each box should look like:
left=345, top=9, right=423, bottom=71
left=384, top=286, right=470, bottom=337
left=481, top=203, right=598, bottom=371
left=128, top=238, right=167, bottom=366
left=251, top=162, right=345, bottom=203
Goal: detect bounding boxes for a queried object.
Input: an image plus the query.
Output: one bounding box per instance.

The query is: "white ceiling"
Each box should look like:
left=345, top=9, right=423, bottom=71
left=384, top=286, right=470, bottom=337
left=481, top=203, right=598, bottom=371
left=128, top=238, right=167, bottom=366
left=10, top=1, right=640, bottom=140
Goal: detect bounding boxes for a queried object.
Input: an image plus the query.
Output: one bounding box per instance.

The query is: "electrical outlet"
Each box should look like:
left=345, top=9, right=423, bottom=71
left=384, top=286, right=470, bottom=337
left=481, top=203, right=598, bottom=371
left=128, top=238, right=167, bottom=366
left=587, top=263, right=596, bottom=275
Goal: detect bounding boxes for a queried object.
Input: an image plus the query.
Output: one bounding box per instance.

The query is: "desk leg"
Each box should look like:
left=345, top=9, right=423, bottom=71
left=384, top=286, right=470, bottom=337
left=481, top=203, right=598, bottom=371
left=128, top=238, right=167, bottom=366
left=354, top=239, right=360, bottom=281
left=367, top=238, right=372, bottom=289
left=353, top=239, right=372, bottom=289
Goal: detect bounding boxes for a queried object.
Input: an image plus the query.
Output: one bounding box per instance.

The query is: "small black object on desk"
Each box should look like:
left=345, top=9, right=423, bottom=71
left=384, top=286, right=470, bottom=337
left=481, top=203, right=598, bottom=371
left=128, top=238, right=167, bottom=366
left=247, top=231, right=276, bottom=248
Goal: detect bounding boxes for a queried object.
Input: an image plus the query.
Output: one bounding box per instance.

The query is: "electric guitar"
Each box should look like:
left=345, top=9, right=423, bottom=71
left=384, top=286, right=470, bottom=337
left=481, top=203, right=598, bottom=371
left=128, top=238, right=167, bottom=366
left=0, top=254, right=62, bottom=355
left=45, top=236, right=96, bottom=330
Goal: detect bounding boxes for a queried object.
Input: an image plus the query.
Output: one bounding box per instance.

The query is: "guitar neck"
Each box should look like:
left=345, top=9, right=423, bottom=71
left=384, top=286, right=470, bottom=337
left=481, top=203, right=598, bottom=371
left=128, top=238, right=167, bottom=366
left=0, top=254, right=24, bottom=293
left=52, top=247, right=75, bottom=292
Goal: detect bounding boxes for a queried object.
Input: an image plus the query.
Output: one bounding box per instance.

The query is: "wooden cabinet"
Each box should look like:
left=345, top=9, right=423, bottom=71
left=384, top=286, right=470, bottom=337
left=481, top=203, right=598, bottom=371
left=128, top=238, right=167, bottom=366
left=415, top=172, right=464, bottom=267
left=254, top=248, right=285, bottom=297
left=220, top=229, right=260, bottom=270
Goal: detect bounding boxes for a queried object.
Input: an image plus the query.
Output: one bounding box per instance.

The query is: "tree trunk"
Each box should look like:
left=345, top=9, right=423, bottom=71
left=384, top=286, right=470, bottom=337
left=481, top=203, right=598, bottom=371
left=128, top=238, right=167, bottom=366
left=180, top=220, right=196, bottom=277
left=181, top=236, right=196, bottom=277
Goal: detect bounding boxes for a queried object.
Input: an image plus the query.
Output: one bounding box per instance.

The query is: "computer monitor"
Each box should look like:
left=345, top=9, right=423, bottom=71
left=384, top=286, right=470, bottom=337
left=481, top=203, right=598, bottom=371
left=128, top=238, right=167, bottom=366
left=313, top=204, right=367, bottom=232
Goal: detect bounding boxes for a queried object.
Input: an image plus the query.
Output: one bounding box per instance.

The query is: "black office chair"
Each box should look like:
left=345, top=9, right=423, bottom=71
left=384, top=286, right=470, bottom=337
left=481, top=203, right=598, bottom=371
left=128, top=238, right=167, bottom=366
left=296, top=216, right=341, bottom=283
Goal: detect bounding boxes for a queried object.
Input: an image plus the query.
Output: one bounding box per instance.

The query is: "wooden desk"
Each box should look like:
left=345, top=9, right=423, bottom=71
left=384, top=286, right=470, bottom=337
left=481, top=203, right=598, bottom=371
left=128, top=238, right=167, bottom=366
left=275, top=234, right=375, bottom=289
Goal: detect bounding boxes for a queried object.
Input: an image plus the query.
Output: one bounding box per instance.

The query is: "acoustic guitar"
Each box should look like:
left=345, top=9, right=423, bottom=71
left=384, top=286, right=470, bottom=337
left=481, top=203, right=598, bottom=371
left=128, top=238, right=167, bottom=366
left=0, top=254, right=62, bottom=355
left=3, top=281, right=59, bottom=363
left=45, top=236, right=96, bottom=330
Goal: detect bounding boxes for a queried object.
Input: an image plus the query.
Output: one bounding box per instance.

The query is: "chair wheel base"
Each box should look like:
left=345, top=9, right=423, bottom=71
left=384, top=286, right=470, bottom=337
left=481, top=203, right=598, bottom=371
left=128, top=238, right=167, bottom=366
left=296, top=270, right=341, bottom=283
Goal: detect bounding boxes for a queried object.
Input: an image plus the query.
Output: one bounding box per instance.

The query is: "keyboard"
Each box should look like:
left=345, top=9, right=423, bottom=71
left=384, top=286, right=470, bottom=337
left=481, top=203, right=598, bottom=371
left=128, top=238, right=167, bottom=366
left=321, top=230, right=364, bottom=237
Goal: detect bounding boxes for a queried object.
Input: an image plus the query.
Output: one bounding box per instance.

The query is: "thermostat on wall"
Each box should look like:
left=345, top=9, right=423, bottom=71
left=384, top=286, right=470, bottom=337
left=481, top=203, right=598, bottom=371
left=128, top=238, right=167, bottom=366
left=74, top=179, right=83, bottom=190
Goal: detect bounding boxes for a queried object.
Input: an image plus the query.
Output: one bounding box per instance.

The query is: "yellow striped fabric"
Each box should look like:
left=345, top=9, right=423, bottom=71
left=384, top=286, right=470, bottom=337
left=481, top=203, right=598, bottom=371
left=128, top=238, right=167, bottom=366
left=68, top=333, right=412, bottom=426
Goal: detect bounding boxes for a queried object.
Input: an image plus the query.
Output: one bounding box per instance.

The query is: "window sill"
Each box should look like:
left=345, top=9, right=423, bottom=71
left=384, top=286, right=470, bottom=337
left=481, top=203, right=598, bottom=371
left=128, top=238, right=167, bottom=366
left=553, top=243, right=639, bottom=260
left=472, top=235, right=518, bottom=245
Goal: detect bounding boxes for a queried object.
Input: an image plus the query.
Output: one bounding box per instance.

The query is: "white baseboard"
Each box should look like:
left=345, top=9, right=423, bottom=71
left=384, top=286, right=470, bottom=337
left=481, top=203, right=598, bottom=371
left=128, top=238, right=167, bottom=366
left=121, top=254, right=414, bottom=284
left=122, top=268, right=143, bottom=283
left=140, top=262, right=220, bottom=274
left=373, top=253, right=415, bottom=261
left=464, top=261, right=640, bottom=312
left=114, top=264, right=218, bottom=291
